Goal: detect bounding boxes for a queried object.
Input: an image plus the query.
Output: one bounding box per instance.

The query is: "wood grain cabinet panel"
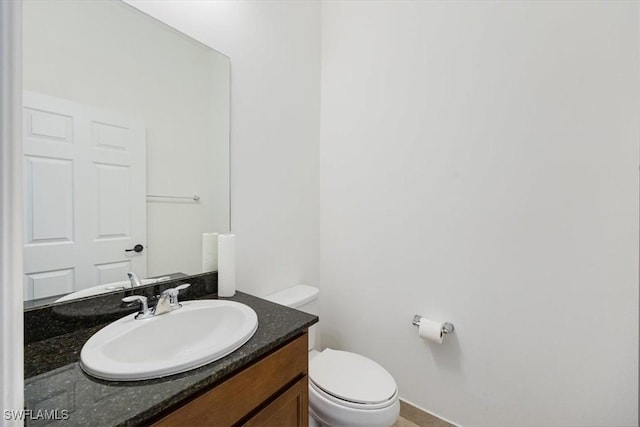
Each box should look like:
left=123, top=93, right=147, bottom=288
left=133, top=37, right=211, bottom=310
left=243, top=377, right=308, bottom=427
left=154, top=333, right=308, bottom=427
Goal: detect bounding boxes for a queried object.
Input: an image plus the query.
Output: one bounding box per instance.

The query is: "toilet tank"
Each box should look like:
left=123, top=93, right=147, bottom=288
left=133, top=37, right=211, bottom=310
left=264, top=285, right=319, bottom=351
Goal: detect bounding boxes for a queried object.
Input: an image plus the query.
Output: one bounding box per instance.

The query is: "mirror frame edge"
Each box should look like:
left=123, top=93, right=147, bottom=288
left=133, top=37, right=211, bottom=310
left=0, top=0, right=24, bottom=417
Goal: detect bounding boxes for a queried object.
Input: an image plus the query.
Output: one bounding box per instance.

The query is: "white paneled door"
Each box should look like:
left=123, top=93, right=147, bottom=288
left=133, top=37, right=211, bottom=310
left=23, top=92, right=146, bottom=300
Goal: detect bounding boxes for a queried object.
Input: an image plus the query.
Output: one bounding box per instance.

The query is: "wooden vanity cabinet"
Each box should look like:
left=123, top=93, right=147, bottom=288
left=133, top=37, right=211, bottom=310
left=153, top=333, right=309, bottom=427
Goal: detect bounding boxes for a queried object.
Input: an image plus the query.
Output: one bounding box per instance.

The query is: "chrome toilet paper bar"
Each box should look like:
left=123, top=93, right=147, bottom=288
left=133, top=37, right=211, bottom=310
left=412, top=315, right=455, bottom=335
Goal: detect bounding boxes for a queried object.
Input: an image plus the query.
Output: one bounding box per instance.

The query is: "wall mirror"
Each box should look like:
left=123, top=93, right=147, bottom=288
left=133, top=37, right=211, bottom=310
left=22, top=0, right=230, bottom=307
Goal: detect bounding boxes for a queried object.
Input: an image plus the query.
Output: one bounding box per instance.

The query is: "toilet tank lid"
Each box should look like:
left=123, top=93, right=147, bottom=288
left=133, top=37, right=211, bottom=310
left=263, top=285, right=319, bottom=308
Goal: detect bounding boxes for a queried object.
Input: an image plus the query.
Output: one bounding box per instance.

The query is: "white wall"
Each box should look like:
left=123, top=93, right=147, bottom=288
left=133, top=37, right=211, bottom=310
left=320, top=1, right=638, bottom=426
left=127, top=0, right=321, bottom=296
left=23, top=0, right=230, bottom=281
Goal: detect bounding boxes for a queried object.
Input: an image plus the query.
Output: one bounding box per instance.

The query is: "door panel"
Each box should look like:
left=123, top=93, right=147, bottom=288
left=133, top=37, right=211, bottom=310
left=25, top=269, right=75, bottom=300
left=23, top=91, right=146, bottom=300
left=26, top=108, right=72, bottom=142
left=93, top=121, right=129, bottom=151
left=95, top=163, right=131, bottom=238
left=25, top=156, right=74, bottom=244
left=94, top=261, right=132, bottom=286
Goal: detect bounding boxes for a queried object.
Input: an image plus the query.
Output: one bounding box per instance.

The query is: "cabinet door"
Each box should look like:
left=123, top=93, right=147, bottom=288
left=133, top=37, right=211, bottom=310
left=243, top=377, right=308, bottom=427
left=153, top=334, right=308, bottom=427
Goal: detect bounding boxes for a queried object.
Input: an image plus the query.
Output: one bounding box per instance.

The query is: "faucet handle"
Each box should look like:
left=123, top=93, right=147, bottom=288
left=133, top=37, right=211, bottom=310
left=161, top=283, right=191, bottom=308
left=122, top=295, right=153, bottom=319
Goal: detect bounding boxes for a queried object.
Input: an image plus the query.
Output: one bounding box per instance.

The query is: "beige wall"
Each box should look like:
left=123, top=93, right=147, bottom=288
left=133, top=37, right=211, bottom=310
left=320, top=1, right=638, bottom=425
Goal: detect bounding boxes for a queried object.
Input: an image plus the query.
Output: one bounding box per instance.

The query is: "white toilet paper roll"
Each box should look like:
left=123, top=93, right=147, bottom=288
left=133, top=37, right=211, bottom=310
left=218, top=234, right=236, bottom=297
left=202, top=233, right=219, bottom=272
left=418, top=318, right=444, bottom=344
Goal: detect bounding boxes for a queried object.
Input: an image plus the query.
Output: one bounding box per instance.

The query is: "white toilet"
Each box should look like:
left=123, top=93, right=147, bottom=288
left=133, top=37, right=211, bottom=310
left=265, top=285, right=400, bottom=427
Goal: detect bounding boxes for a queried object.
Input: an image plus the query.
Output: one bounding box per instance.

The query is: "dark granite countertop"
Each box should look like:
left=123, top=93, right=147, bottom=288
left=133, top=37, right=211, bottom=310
left=24, top=291, right=318, bottom=426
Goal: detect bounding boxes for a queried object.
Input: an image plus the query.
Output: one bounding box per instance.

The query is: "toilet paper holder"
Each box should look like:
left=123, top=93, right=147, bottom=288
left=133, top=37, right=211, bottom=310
left=412, top=315, right=455, bottom=335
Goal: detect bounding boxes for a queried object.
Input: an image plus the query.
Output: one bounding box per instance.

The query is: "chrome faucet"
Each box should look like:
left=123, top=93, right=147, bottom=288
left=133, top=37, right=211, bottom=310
left=160, top=283, right=191, bottom=310
left=127, top=272, right=143, bottom=288
left=122, top=283, right=191, bottom=319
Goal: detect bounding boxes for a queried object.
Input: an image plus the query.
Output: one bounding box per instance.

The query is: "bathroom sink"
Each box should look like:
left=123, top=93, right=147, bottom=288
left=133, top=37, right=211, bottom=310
left=55, top=276, right=171, bottom=303
left=80, top=300, right=258, bottom=381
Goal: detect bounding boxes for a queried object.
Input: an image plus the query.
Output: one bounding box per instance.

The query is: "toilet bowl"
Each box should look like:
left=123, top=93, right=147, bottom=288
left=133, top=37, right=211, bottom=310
left=308, top=348, right=400, bottom=427
left=265, top=285, right=400, bottom=427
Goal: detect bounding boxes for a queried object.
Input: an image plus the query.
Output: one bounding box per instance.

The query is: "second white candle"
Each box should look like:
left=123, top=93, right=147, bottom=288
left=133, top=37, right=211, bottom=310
left=217, top=234, right=236, bottom=297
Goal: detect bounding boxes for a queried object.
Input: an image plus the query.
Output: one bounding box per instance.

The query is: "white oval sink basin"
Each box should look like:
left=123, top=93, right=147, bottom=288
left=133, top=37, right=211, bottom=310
left=80, top=300, right=258, bottom=381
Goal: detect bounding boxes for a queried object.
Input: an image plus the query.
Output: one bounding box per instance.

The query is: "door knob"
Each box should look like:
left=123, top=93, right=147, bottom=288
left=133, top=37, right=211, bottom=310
left=125, top=244, right=144, bottom=253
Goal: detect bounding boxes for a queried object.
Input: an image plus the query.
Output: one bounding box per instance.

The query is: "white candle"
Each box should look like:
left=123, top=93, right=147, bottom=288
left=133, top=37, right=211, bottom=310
left=202, top=232, right=218, bottom=272
left=217, top=234, right=236, bottom=297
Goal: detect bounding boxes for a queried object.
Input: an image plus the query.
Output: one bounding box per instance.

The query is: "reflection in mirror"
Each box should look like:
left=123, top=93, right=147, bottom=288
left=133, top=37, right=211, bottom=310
left=22, top=0, right=230, bottom=306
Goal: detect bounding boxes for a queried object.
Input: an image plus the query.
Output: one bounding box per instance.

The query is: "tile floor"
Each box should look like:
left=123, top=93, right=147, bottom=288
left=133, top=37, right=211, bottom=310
left=393, top=416, right=420, bottom=427
left=393, top=415, right=454, bottom=427
left=395, top=400, right=455, bottom=427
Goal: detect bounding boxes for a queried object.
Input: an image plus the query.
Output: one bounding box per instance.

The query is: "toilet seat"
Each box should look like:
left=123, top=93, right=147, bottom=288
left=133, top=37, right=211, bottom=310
left=309, top=349, right=398, bottom=409
left=309, top=380, right=399, bottom=410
